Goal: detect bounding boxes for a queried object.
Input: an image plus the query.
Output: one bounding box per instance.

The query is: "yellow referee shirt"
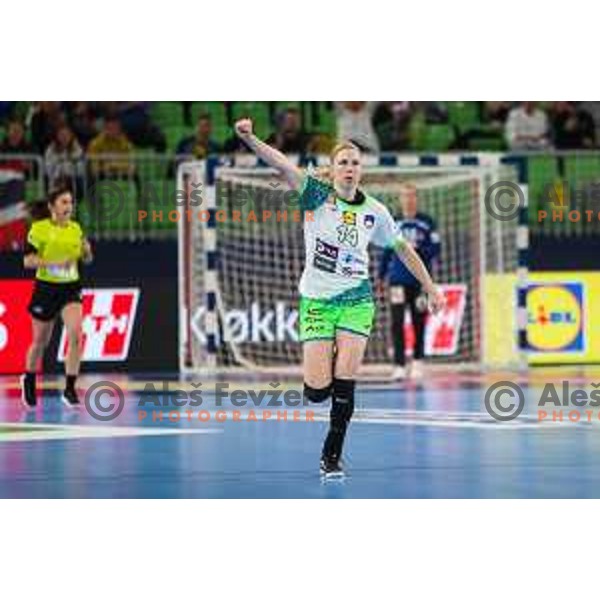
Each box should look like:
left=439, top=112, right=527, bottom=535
left=27, top=219, right=84, bottom=283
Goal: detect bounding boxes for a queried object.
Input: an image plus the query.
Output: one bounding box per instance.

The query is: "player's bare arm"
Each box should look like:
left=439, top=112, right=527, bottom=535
left=234, top=118, right=304, bottom=189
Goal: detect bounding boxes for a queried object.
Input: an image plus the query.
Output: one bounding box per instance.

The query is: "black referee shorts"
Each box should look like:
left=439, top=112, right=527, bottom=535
left=28, top=280, right=83, bottom=322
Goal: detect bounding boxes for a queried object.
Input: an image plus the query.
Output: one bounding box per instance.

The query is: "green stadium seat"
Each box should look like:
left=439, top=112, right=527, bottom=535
left=79, top=178, right=139, bottom=237
left=231, top=102, right=271, bottom=139
left=212, top=124, right=230, bottom=147
left=561, top=154, right=600, bottom=222
left=150, top=102, right=183, bottom=128
left=562, top=154, right=600, bottom=184
left=275, top=101, right=301, bottom=112
left=447, top=102, right=480, bottom=133
left=192, top=102, right=227, bottom=125
left=313, top=102, right=336, bottom=136
left=467, top=135, right=505, bottom=151
left=145, top=153, right=172, bottom=182
left=25, top=183, right=42, bottom=203
left=164, top=125, right=192, bottom=152
left=140, top=178, right=172, bottom=210
left=408, top=111, right=427, bottom=150
left=527, top=155, right=560, bottom=214
left=420, top=124, right=455, bottom=151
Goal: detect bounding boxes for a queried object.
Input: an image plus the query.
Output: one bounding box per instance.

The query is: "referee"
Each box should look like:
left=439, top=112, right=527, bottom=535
left=378, top=186, right=440, bottom=379
left=21, top=187, right=93, bottom=409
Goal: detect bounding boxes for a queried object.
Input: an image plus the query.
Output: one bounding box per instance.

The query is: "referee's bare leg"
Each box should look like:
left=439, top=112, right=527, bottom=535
left=22, top=318, right=55, bottom=408
left=61, top=303, right=83, bottom=407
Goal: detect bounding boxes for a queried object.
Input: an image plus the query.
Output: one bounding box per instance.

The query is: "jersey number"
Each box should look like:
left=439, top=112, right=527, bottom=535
left=336, top=225, right=359, bottom=247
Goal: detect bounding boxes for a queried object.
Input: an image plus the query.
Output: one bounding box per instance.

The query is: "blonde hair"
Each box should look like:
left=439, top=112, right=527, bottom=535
left=314, top=141, right=361, bottom=182
left=330, top=141, right=361, bottom=162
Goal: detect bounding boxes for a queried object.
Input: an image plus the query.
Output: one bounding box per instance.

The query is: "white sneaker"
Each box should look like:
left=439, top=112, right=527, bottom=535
left=392, top=366, right=407, bottom=380
left=410, top=360, right=424, bottom=379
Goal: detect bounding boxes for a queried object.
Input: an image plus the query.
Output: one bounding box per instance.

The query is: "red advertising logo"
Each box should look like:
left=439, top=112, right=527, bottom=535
left=404, top=284, right=467, bottom=356
left=58, top=288, right=140, bottom=362
left=0, top=280, right=34, bottom=373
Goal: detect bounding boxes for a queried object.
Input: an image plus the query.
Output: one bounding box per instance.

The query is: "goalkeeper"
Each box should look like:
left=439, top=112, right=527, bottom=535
left=378, top=185, right=441, bottom=380
left=234, top=119, right=445, bottom=478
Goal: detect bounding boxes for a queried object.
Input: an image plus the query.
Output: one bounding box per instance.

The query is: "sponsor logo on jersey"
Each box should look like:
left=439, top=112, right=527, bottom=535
left=58, top=288, right=140, bottom=361
left=315, top=238, right=339, bottom=259
left=340, top=252, right=365, bottom=265
left=342, top=211, right=357, bottom=226
left=313, top=254, right=337, bottom=273
left=338, top=252, right=366, bottom=277
left=364, top=214, right=375, bottom=229
left=526, top=283, right=585, bottom=352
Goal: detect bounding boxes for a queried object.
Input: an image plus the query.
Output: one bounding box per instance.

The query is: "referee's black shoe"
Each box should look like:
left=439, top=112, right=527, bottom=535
left=20, top=374, right=37, bottom=410
left=62, top=387, right=81, bottom=408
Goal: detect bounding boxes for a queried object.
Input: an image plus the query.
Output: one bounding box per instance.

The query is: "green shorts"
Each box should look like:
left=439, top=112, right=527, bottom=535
left=299, top=296, right=375, bottom=342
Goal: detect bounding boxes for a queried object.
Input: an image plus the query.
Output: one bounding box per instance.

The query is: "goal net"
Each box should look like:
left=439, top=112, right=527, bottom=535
left=178, top=158, right=522, bottom=376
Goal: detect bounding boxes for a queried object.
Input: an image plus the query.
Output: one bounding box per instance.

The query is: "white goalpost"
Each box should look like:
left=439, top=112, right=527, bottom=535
left=177, top=155, right=526, bottom=377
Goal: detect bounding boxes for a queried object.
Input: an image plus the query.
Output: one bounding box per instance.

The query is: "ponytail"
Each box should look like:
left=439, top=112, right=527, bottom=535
left=29, top=200, right=51, bottom=221
left=29, top=186, right=72, bottom=221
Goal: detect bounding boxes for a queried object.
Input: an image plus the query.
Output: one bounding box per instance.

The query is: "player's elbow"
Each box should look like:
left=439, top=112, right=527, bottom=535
left=283, top=167, right=303, bottom=191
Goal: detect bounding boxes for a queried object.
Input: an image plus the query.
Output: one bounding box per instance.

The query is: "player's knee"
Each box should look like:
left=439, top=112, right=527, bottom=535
left=32, top=331, right=50, bottom=350
left=303, top=381, right=332, bottom=404
left=30, top=341, right=45, bottom=357
left=331, top=378, right=355, bottom=425
left=67, top=329, right=81, bottom=346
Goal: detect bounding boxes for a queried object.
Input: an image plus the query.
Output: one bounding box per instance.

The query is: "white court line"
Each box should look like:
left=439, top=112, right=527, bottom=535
left=149, top=408, right=600, bottom=430
left=344, top=409, right=599, bottom=429
left=0, top=422, right=222, bottom=443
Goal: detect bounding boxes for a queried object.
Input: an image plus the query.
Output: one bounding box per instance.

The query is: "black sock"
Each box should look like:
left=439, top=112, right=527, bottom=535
left=321, top=379, right=355, bottom=461
left=66, top=375, right=77, bottom=392
left=24, top=371, right=36, bottom=383
left=322, top=426, right=347, bottom=461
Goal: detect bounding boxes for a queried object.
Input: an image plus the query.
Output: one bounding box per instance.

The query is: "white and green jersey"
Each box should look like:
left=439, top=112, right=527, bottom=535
left=298, top=174, right=404, bottom=302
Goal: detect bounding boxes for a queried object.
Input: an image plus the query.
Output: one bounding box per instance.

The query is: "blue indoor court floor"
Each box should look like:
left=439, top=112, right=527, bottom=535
left=1, top=369, right=600, bottom=498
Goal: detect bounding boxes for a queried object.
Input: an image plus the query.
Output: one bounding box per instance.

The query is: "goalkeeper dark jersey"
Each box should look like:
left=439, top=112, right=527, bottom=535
left=378, top=212, right=440, bottom=287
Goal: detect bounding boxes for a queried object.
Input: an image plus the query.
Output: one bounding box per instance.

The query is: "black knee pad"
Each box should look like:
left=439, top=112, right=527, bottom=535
left=303, top=382, right=332, bottom=404
left=331, top=378, right=355, bottom=426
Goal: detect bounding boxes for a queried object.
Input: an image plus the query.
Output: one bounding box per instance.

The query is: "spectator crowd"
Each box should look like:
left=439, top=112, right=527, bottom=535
left=1, top=101, right=599, bottom=192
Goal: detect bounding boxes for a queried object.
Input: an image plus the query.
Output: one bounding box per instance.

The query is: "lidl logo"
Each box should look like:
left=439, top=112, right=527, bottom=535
left=526, top=282, right=585, bottom=352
